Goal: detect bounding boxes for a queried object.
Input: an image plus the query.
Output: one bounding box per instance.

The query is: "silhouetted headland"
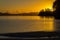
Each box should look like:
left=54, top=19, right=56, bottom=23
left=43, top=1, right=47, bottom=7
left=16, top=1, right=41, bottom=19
left=38, top=0, right=60, bottom=19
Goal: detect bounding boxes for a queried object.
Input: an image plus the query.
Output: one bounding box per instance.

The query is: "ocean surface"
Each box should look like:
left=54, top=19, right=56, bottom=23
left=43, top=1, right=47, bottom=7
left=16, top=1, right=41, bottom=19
left=0, top=16, right=60, bottom=33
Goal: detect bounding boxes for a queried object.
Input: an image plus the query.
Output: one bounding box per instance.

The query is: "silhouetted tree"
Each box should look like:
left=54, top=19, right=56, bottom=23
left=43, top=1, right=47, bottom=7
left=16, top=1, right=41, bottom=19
left=38, top=9, right=53, bottom=16
left=53, top=0, right=60, bottom=18
left=38, top=10, right=45, bottom=16
left=0, top=12, right=2, bottom=15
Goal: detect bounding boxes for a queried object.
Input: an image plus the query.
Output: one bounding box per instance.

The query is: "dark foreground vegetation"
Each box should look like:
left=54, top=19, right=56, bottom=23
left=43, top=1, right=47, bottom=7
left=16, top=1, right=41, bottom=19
left=0, top=31, right=60, bottom=40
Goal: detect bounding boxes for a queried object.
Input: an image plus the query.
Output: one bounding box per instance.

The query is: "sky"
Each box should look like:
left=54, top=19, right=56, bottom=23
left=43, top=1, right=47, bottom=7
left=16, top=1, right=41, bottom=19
left=0, top=0, right=54, bottom=13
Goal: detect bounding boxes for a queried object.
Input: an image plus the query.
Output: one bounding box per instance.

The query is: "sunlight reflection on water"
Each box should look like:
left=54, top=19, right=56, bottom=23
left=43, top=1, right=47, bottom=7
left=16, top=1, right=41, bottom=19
left=0, top=16, right=55, bottom=33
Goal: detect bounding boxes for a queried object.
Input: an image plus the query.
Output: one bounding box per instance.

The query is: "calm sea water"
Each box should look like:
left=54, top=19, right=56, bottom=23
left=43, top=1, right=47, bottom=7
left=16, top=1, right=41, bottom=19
left=0, top=16, right=60, bottom=33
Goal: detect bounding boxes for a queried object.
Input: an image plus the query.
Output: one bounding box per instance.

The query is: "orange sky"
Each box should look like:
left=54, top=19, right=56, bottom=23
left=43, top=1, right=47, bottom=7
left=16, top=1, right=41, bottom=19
left=0, top=0, right=55, bottom=13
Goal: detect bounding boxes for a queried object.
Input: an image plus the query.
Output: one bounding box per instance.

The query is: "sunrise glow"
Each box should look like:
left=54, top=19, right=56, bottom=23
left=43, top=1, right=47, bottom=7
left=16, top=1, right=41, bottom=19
left=0, top=0, right=54, bottom=13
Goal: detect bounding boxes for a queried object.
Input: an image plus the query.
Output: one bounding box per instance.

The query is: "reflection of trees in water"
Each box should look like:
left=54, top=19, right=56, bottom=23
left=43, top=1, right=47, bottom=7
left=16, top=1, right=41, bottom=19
left=54, top=20, right=60, bottom=31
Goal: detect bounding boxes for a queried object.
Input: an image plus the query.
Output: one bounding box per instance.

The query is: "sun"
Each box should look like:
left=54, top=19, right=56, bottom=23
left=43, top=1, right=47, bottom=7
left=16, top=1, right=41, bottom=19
left=46, top=6, right=52, bottom=9
left=49, top=8, right=53, bottom=11
left=46, top=6, right=53, bottom=11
